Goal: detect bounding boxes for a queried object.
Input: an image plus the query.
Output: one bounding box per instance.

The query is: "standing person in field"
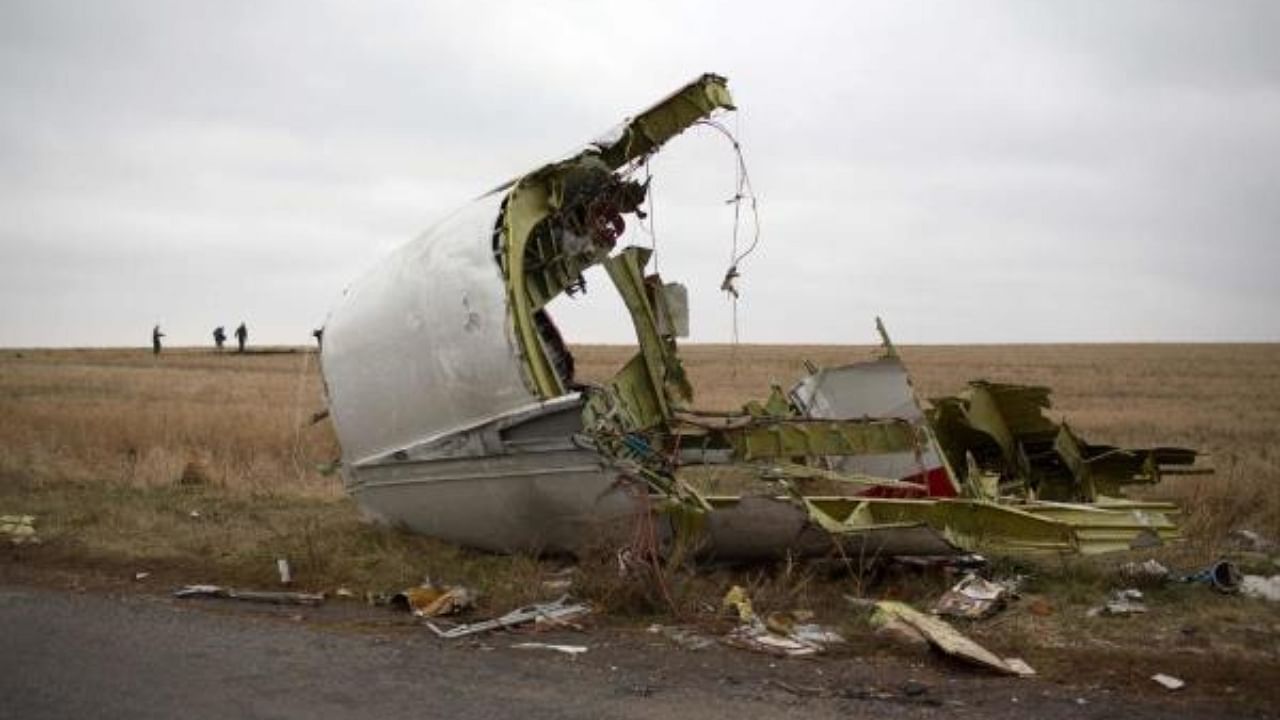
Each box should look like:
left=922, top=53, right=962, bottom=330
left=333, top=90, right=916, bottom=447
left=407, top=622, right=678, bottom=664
left=213, top=326, right=226, bottom=351
left=235, top=322, right=248, bottom=353
left=152, top=325, right=164, bottom=355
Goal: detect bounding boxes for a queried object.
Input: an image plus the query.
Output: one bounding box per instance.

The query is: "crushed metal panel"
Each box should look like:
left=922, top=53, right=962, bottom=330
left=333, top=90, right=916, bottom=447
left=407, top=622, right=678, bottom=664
left=790, top=356, right=957, bottom=496
left=319, top=72, right=1202, bottom=561
left=322, top=191, right=537, bottom=465
left=694, top=496, right=963, bottom=562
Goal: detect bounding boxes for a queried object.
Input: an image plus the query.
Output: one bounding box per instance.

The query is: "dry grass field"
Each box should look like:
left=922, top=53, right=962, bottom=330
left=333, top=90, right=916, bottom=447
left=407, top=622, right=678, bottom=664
left=3, top=343, right=1278, bottom=571
left=2, top=343, right=1278, bottom=687
left=3, top=343, right=1278, bottom=547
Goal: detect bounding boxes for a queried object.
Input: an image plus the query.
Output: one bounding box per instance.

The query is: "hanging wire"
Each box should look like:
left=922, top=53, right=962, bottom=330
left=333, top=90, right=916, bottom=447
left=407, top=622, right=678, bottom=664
left=639, top=158, right=659, bottom=273
left=694, top=117, right=762, bottom=350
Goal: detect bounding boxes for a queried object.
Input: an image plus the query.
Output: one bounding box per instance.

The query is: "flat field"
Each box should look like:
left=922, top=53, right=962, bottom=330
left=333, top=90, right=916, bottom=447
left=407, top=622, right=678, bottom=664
left=1, top=344, right=1277, bottom=711
left=2, top=343, right=1278, bottom=566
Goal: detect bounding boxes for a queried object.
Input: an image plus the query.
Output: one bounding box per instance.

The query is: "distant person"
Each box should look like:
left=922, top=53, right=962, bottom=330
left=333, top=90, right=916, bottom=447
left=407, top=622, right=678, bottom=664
left=152, top=325, right=164, bottom=355
left=213, top=326, right=226, bottom=351
left=235, top=322, right=248, bottom=353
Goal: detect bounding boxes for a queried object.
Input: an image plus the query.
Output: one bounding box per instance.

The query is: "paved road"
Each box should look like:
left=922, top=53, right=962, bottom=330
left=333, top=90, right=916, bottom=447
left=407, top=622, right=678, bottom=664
left=0, top=585, right=1250, bottom=719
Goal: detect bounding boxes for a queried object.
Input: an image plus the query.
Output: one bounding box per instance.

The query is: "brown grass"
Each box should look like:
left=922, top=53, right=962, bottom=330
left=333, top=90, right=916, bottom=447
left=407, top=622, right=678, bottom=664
left=0, top=347, right=339, bottom=498
left=2, top=343, right=1277, bottom=609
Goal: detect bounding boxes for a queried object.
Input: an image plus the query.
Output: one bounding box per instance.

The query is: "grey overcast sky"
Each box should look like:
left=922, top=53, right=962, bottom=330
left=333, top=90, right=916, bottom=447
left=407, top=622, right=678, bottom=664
left=2, top=1, right=1277, bottom=347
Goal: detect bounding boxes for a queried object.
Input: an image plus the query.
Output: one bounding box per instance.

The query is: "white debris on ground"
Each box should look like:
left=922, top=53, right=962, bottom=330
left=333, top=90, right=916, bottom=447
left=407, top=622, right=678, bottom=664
left=1119, top=559, right=1171, bottom=583
left=933, top=573, right=1011, bottom=619
left=1, top=515, right=38, bottom=545
left=1087, top=589, right=1148, bottom=617
left=1240, top=574, right=1280, bottom=602
left=512, top=642, right=588, bottom=656
left=1151, top=673, right=1185, bottom=691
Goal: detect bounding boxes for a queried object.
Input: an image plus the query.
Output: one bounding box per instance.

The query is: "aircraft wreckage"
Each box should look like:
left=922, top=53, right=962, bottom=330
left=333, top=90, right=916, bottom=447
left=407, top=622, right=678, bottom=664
left=320, top=74, right=1207, bottom=561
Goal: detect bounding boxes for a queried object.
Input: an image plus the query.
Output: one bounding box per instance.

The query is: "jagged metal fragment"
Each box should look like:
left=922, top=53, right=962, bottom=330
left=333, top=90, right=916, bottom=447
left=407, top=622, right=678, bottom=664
left=319, top=74, right=1204, bottom=562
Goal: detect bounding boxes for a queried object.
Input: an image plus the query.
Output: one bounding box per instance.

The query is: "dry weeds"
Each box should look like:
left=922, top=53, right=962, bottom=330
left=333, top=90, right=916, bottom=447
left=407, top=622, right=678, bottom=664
left=1, top=343, right=1277, bottom=610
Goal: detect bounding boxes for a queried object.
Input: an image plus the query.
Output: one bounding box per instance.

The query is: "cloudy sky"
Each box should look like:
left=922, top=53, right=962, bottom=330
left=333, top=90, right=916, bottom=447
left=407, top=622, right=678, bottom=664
left=2, top=1, right=1277, bottom=347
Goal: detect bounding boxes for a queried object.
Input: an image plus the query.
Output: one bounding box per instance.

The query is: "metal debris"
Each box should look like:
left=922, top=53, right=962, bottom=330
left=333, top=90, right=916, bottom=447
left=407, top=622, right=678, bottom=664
left=722, top=622, right=844, bottom=658
left=1239, top=574, right=1280, bottom=602
left=424, top=596, right=590, bottom=639
left=1227, top=529, right=1274, bottom=554
left=173, top=585, right=325, bottom=606
left=1003, top=658, right=1036, bottom=677
left=648, top=624, right=715, bottom=651
left=1, top=515, right=38, bottom=545
left=871, top=601, right=1033, bottom=676
left=1119, top=558, right=1171, bottom=583
left=314, top=72, right=1209, bottom=564
left=1150, top=673, right=1185, bottom=691
left=392, top=583, right=475, bottom=617
left=933, top=574, right=1011, bottom=619
left=1088, top=589, right=1148, bottom=617
left=512, top=642, right=588, bottom=656
left=719, top=587, right=844, bottom=656
left=721, top=585, right=756, bottom=623
left=276, top=558, right=292, bottom=585
left=1182, top=560, right=1241, bottom=593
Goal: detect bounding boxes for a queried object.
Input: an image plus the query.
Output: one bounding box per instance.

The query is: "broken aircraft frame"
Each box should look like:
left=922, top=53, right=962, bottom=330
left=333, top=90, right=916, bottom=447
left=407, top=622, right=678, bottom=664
left=319, top=74, right=1204, bottom=561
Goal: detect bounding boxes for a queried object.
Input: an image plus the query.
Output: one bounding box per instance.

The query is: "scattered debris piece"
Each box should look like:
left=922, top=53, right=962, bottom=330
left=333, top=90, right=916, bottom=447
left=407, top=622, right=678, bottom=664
left=276, top=558, right=292, bottom=585
left=173, top=585, right=325, bottom=606
left=188, top=510, right=201, bottom=519
left=788, top=623, right=845, bottom=647
left=425, top=596, right=589, bottom=639
left=934, top=574, right=1010, bottom=619
left=724, top=623, right=820, bottom=657
left=1151, top=673, right=1185, bottom=691
left=392, top=583, right=476, bottom=618
left=512, top=642, right=588, bottom=656
left=873, top=614, right=932, bottom=650
left=1, top=515, right=38, bottom=545
left=1182, top=560, right=1241, bottom=593
left=722, top=585, right=756, bottom=622
left=1227, top=529, right=1274, bottom=554
left=133, top=572, right=150, bottom=582
left=334, top=587, right=355, bottom=599
left=1119, top=558, right=1171, bottom=584
left=541, top=569, right=575, bottom=594
left=871, top=601, right=1032, bottom=676
left=1239, top=575, right=1280, bottom=602
left=719, top=588, right=844, bottom=656
left=764, top=609, right=813, bottom=635
left=648, top=624, right=715, bottom=650
left=1003, top=658, right=1036, bottom=677
left=1088, top=589, right=1148, bottom=617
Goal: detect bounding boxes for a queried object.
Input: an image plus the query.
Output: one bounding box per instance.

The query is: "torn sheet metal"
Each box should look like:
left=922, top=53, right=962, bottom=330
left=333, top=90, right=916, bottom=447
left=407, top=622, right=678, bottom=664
left=392, top=584, right=475, bottom=617
left=425, top=596, right=590, bottom=639
left=512, top=642, right=588, bottom=656
left=1, top=515, right=37, bottom=545
left=933, top=574, right=1010, bottom=619
left=872, top=601, right=1032, bottom=676
left=929, top=381, right=1204, bottom=502
left=791, top=355, right=955, bottom=497
left=318, top=72, right=1203, bottom=562
left=173, top=585, right=325, bottom=606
